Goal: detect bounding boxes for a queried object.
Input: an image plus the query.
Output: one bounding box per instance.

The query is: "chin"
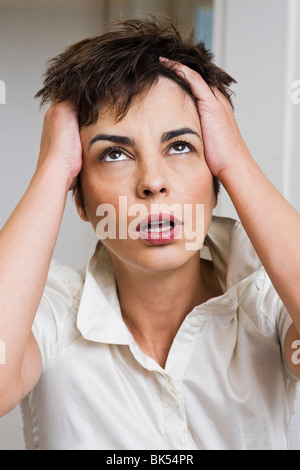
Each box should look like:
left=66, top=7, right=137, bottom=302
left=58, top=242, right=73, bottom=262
left=106, top=238, right=200, bottom=275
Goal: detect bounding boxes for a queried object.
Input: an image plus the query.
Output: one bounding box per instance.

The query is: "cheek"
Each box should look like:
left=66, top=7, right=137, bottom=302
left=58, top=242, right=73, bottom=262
left=176, top=165, right=215, bottom=234
left=80, top=169, right=115, bottom=223
left=176, top=163, right=215, bottom=205
left=80, top=167, right=134, bottom=235
left=82, top=159, right=133, bottom=202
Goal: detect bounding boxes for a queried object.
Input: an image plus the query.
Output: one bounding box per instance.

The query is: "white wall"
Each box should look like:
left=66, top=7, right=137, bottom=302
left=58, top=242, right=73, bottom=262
left=0, top=0, right=299, bottom=450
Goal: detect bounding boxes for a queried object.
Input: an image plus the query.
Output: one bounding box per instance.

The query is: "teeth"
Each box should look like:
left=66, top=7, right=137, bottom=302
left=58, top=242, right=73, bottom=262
left=145, top=225, right=172, bottom=233
left=143, top=221, right=174, bottom=232
left=150, top=220, right=169, bottom=226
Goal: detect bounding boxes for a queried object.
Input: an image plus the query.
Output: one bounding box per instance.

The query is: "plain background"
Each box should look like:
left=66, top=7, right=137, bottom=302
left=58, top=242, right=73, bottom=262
left=0, top=0, right=299, bottom=450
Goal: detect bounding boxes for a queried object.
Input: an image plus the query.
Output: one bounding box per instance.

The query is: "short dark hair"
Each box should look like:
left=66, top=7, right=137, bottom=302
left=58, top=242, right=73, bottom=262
left=36, top=16, right=237, bottom=200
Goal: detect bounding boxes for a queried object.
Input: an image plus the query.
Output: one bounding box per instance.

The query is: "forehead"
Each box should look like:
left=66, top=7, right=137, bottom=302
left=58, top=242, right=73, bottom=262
left=81, top=77, right=200, bottom=144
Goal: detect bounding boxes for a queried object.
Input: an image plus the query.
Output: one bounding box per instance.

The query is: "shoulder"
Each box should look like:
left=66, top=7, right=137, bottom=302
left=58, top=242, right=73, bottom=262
left=236, top=267, right=283, bottom=338
left=46, top=259, right=85, bottom=304
left=32, top=260, right=86, bottom=365
left=236, top=267, right=296, bottom=380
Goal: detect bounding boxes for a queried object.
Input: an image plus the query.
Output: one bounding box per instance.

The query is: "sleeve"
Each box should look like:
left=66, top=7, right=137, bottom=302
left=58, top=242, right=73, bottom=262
left=32, top=259, right=84, bottom=366
left=276, top=306, right=299, bottom=381
left=259, top=270, right=298, bottom=381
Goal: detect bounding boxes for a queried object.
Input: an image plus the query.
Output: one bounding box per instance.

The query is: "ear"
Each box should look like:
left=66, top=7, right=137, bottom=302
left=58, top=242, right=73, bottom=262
left=73, top=187, right=89, bottom=222
left=213, top=193, right=219, bottom=209
left=212, top=177, right=220, bottom=209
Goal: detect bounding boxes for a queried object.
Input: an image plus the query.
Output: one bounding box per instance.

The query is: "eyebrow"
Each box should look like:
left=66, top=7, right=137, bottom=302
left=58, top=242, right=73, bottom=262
left=88, top=127, right=201, bottom=150
left=88, top=133, right=134, bottom=150
left=161, top=128, right=201, bottom=143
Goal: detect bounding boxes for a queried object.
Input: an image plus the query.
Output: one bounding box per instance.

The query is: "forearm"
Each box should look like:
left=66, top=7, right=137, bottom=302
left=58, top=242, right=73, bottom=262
left=220, top=153, right=300, bottom=332
left=0, top=161, right=69, bottom=377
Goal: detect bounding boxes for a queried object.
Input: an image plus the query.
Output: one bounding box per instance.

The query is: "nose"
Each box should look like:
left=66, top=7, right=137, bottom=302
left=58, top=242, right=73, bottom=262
left=136, top=159, right=170, bottom=199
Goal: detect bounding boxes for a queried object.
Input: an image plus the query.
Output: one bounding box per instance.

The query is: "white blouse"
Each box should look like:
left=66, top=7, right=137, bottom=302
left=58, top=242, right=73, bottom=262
left=20, top=216, right=299, bottom=450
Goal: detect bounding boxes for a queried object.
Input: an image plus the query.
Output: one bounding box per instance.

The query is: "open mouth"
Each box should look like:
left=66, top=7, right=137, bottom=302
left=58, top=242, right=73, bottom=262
left=142, top=219, right=175, bottom=233
left=136, top=213, right=182, bottom=245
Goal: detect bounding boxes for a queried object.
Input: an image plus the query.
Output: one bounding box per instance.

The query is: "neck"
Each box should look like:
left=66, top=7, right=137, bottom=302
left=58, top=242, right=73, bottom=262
left=110, top=251, right=213, bottom=368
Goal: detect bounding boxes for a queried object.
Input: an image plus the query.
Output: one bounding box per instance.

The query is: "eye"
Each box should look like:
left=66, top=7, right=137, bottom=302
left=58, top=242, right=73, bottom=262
left=99, top=147, right=131, bottom=162
left=167, top=141, right=195, bottom=156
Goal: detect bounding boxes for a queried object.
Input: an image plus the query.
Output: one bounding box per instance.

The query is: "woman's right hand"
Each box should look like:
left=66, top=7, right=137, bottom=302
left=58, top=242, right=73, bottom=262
left=37, top=101, right=82, bottom=190
left=0, top=101, right=84, bottom=416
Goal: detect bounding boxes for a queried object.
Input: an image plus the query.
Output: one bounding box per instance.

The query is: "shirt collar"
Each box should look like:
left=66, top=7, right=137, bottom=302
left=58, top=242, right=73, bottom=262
left=77, top=215, right=262, bottom=344
left=77, top=243, right=130, bottom=344
left=205, top=216, right=262, bottom=291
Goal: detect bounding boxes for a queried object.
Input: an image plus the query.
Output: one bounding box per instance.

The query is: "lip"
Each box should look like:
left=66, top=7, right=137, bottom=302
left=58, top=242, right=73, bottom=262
left=136, top=213, right=183, bottom=245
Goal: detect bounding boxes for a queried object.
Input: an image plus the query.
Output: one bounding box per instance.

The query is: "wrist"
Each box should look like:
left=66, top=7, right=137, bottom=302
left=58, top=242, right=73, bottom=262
left=216, top=149, right=254, bottom=188
left=35, top=156, right=74, bottom=192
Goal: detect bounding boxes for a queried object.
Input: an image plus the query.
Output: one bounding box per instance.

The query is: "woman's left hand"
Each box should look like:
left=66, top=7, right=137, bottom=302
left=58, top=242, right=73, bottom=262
left=160, top=61, right=300, bottom=379
left=159, top=58, right=251, bottom=181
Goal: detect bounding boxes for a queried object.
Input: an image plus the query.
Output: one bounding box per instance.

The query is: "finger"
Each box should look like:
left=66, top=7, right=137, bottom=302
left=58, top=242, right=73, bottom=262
left=159, top=57, right=214, bottom=103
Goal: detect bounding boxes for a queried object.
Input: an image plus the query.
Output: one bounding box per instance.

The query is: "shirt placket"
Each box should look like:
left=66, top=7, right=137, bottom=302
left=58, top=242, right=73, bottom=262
left=128, top=310, right=208, bottom=450
left=158, top=372, right=192, bottom=449
left=161, top=312, right=208, bottom=449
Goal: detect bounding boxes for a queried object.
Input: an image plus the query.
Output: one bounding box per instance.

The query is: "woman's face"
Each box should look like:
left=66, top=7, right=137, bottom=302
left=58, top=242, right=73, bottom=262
left=79, top=76, right=217, bottom=273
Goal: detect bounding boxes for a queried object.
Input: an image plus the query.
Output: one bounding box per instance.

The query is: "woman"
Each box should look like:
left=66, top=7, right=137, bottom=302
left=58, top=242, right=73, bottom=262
left=0, top=17, right=299, bottom=450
